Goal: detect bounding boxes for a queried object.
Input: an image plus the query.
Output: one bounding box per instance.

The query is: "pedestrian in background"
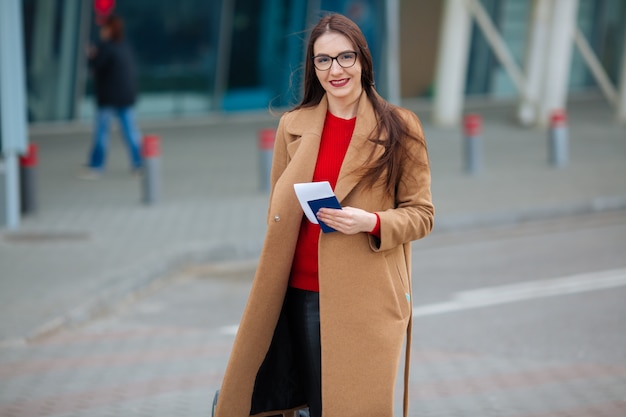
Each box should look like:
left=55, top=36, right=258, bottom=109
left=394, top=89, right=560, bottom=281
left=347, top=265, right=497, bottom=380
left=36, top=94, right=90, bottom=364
left=214, top=13, right=434, bottom=417
left=79, top=14, right=142, bottom=179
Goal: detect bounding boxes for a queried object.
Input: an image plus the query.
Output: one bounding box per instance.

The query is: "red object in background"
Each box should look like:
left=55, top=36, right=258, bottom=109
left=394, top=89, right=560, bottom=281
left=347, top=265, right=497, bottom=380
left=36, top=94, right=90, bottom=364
left=19, top=144, right=38, bottom=168
left=94, top=0, right=115, bottom=15
left=463, top=114, right=482, bottom=137
left=258, top=129, right=276, bottom=151
left=550, top=109, right=568, bottom=127
left=94, top=0, right=115, bottom=25
left=142, top=135, right=161, bottom=158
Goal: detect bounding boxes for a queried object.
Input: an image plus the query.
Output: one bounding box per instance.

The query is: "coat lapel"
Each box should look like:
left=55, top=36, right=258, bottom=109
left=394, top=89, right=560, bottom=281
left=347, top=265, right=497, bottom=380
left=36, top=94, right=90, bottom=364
left=334, top=93, right=384, bottom=203
left=283, top=98, right=328, bottom=184
left=283, top=92, right=384, bottom=203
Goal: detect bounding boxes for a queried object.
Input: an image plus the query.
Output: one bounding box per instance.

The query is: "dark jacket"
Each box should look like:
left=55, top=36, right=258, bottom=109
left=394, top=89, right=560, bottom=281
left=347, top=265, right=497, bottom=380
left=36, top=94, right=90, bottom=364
left=89, top=40, right=138, bottom=107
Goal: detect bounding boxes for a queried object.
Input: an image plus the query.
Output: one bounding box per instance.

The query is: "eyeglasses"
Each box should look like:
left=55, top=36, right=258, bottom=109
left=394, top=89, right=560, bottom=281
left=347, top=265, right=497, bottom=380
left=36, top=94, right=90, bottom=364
left=312, top=51, right=358, bottom=71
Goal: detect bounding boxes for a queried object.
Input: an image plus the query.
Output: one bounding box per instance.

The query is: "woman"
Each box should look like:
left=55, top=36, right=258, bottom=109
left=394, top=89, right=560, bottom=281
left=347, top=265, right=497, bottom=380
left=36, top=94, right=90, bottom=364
left=215, top=13, right=434, bottom=417
left=79, top=14, right=142, bottom=179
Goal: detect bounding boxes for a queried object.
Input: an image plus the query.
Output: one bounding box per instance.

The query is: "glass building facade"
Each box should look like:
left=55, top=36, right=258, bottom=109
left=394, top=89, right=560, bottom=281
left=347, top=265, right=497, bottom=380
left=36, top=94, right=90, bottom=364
left=21, top=0, right=387, bottom=123
left=465, top=0, right=626, bottom=98
left=19, top=0, right=626, bottom=124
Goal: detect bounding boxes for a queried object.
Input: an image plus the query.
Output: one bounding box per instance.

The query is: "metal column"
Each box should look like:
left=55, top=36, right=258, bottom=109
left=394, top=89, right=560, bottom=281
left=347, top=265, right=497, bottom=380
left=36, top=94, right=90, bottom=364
left=518, top=0, right=550, bottom=126
left=433, top=0, right=472, bottom=127
left=54, top=1, right=82, bottom=120
left=538, top=0, right=579, bottom=127
left=28, top=0, right=55, bottom=120
left=0, top=0, right=29, bottom=230
left=385, top=0, right=401, bottom=105
left=212, top=0, right=235, bottom=111
left=617, top=24, right=626, bottom=125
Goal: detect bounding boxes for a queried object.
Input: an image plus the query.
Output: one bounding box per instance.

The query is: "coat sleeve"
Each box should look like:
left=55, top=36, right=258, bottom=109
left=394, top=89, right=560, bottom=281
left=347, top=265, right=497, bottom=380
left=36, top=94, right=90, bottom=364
left=369, top=110, right=434, bottom=251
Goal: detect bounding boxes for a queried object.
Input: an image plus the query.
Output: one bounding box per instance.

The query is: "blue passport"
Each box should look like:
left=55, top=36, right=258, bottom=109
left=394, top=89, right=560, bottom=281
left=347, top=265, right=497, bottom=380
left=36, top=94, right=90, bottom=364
left=307, top=196, right=342, bottom=233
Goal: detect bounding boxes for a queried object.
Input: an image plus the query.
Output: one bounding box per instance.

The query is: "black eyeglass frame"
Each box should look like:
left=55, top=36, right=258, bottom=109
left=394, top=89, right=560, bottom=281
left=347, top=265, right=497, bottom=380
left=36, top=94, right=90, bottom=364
left=311, top=51, right=359, bottom=71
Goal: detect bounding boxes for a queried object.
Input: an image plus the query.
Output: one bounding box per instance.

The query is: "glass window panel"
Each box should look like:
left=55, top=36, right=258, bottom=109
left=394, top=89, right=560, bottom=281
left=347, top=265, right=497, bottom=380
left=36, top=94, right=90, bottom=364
left=221, top=0, right=308, bottom=111
left=90, top=0, right=222, bottom=117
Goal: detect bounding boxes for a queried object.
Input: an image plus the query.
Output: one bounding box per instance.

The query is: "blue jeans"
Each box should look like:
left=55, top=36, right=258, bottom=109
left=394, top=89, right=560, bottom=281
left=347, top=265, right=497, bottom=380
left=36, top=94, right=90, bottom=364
left=88, top=106, right=142, bottom=170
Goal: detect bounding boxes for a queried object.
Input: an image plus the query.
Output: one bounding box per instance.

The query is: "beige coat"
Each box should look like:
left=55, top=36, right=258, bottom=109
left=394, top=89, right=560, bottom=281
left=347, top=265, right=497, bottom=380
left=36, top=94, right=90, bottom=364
left=215, top=92, right=434, bottom=417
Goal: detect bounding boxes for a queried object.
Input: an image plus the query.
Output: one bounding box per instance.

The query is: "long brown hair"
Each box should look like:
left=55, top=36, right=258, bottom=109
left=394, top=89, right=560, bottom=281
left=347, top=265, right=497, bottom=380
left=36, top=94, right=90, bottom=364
left=294, top=13, right=425, bottom=197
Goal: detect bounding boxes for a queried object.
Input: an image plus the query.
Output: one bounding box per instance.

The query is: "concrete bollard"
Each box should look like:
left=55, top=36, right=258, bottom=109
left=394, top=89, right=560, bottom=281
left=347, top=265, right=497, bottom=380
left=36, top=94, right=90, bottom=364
left=19, top=143, right=38, bottom=215
left=141, top=135, right=161, bottom=204
left=463, top=114, right=483, bottom=175
left=258, top=128, right=275, bottom=192
left=548, top=109, right=568, bottom=168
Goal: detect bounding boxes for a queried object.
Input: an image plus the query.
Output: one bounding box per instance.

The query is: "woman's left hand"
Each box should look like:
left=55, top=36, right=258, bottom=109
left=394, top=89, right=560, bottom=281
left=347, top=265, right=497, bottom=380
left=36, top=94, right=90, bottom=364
left=316, top=206, right=377, bottom=235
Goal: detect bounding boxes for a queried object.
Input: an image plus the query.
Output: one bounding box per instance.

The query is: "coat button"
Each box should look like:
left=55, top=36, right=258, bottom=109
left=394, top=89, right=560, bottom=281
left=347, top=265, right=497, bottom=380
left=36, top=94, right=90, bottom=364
left=274, top=215, right=281, bottom=222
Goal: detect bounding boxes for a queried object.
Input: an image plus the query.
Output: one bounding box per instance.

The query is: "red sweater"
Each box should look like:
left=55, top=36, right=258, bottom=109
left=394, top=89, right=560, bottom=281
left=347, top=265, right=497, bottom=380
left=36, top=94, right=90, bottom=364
left=289, top=111, right=380, bottom=292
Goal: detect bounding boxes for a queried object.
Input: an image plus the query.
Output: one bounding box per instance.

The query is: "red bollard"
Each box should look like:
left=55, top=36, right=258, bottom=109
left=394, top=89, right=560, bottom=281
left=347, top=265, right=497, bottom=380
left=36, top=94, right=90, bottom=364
left=258, top=129, right=275, bottom=192
left=141, top=135, right=161, bottom=204
left=19, top=143, right=38, bottom=215
left=548, top=109, right=568, bottom=168
left=463, top=114, right=483, bottom=174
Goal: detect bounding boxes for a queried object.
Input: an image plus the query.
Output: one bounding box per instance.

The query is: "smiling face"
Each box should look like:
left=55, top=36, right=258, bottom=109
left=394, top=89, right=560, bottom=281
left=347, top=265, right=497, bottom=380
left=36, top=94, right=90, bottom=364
left=313, top=32, right=363, bottom=106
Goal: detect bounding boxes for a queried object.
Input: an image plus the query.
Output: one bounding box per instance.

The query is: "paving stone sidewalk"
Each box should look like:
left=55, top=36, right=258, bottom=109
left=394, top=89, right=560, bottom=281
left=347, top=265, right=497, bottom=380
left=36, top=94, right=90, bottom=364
left=1, top=258, right=624, bottom=417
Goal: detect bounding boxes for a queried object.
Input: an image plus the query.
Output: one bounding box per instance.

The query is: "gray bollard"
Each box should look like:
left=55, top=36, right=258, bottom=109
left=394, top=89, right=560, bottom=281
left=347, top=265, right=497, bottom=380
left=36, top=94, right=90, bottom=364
left=463, top=114, right=483, bottom=175
left=141, top=135, right=161, bottom=204
left=19, top=143, right=38, bottom=215
left=548, top=109, right=568, bottom=168
left=258, top=128, right=275, bottom=192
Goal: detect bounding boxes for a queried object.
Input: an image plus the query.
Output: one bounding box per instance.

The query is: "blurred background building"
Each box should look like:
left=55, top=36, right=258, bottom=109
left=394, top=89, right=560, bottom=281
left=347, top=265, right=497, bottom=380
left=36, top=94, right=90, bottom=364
left=1, top=0, right=625, bottom=229
left=14, top=0, right=626, bottom=126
